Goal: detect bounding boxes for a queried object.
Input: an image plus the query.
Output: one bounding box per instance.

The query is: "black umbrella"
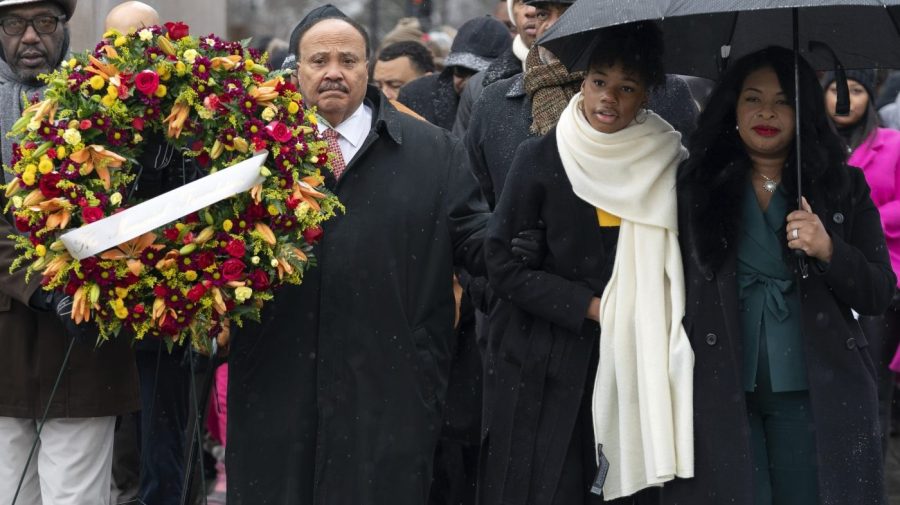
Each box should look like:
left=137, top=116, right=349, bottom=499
left=541, top=0, right=900, bottom=273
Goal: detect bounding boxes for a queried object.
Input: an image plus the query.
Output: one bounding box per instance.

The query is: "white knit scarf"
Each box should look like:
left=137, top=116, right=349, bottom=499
left=556, top=93, right=694, bottom=500
left=512, top=34, right=529, bottom=70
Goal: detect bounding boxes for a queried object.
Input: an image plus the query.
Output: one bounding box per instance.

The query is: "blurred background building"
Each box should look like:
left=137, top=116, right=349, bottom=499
left=70, top=0, right=495, bottom=54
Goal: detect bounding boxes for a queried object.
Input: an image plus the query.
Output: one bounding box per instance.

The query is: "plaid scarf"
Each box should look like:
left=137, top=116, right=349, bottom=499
left=523, top=46, right=584, bottom=135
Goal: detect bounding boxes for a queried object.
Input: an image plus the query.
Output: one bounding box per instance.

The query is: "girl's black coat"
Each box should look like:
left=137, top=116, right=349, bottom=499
left=663, top=164, right=895, bottom=505
left=483, top=130, right=617, bottom=505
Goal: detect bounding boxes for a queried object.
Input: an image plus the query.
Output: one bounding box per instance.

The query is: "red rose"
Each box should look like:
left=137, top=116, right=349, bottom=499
left=164, top=21, right=190, bottom=40
left=132, top=117, right=145, bottom=131
left=133, top=303, right=145, bottom=314
left=162, top=227, right=179, bottom=242
left=14, top=216, right=30, bottom=232
left=221, top=258, right=245, bottom=282
left=134, top=70, right=159, bottom=96
left=82, top=206, right=104, bottom=223
left=186, top=283, right=207, bottom=302
left=79, top=119, right=92, bottom=130
left=195, top=251, right=215, bottom=269
left=203, top=94, right=221, bottom=111
left=224, top=239, right=245, bottom=258
left=264, top=121, right=292, bottom=143
left=38, top=172, right=62, bottom=198
left=303, top=226, right=323, bottom=245
left=248, top=269, right=270, bottom=291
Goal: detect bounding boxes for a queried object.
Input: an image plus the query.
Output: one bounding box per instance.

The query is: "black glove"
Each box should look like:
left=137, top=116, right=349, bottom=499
left=511, top=223, right=547, bottom=269
left=30, top=289, right=97, bottom=345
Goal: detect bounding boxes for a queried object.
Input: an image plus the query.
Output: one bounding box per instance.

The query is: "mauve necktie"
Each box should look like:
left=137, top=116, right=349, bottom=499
left=322, top=128, right=346, bottom=179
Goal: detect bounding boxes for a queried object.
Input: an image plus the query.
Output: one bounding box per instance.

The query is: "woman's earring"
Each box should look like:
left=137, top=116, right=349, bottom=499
left=735, top=124, right=740, bottom=131
left=635, top=107, right=648, bottom=124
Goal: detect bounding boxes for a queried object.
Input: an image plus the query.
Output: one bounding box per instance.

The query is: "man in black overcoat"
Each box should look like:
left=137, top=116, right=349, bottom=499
left=225, top=13, right=490, bottom=505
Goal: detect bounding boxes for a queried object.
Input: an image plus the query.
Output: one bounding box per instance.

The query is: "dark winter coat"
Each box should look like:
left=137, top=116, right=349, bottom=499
left=226, top=86, right=490, bottom=505
left=452, top=48, right=523, bottom=138
left=398, top=71, right=459, bottom=131
left=482, top=130, right=616, bottom=505
left=663, top=164, right=895, bottom=505
left=0, top=211, right=140, bottom=419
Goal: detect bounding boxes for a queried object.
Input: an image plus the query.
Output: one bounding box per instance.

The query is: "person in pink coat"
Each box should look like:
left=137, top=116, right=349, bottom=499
left=824, top=69, right=900, bottom=453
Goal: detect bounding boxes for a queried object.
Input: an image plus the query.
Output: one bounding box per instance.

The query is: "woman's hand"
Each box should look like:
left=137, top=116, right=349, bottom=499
left=587, top=297, right=602, bottom=322
left=786, top=197, right=833, bottom=263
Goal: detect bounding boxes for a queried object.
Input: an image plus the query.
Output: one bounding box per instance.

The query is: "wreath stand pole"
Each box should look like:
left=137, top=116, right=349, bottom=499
left=180, top=337, right=223, bottom=505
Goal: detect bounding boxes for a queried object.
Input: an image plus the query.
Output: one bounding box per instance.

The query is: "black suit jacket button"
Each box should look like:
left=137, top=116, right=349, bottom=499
left=846, top=337, right=857, bottom=349
left=705, top=333, right=718, bottom=346
left=833, top=212, right=845, bottom=224
left=704, top=270, right=715, bottom=281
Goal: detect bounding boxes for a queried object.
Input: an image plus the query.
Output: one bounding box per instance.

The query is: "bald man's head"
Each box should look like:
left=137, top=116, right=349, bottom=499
left=105, top=1, right=159, bottom=32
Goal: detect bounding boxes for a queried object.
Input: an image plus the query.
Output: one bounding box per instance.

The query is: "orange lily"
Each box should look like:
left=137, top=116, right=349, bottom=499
left=210, top=287, right=227, bottom=315
left=254, top=222, right=276, bottom=245
left=70, top=145, right=126, bottom=190
left=71, top=286, right=93, bottom=324
left=210, top=55, right=242, bottom=70
left=42, top=252, right=72, bottom=280
left=100, top=232, right=163, bottom=276
left=100, top=45, right=119, bottom=60
left=292, top=181, right=325, bottom=212
left=23, top=98, right=58, bottom=126
left=249, top=85, right=279, bottom=103
left=154, top=250, right=180, bottom=271
left=84, top=54, right=119, bottom=80
left=164, top=102, right=190, bottom=138
left=21, top=189, right=46, bottom=208
left=249, top=183, right=263, bottom=204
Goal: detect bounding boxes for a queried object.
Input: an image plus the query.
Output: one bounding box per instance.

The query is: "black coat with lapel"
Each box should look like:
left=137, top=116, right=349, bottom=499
left=397, top=71, right=459, bottom=131
left=226, top=86, right=490, bottom=505
left=663, top=164, right=895, bottom=505
left=482, top=130, right=617, bottom=505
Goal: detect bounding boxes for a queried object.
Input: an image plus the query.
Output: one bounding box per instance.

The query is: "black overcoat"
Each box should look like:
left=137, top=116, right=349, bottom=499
left=226, top=86, right=489, bottom=505
left=482, top=131, right=618, bottom=505
left=397, top=71, right=459, bottom=131
left=663, top=165, right=895, bottom=505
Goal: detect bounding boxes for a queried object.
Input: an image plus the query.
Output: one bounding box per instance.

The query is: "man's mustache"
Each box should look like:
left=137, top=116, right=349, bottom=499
left=319, top=81, right=349, bottom=93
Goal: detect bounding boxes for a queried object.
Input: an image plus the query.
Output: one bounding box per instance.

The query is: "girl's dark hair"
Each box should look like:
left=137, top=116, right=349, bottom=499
left=845, top=99, right=880, bottom=151
left=587, top=21, right=666, bottom=91
left=679, top=46, right=848, bottom=199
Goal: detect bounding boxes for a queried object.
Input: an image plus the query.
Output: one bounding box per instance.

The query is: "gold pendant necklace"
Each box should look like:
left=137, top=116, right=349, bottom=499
left=756, top=172, right=778, bottom=193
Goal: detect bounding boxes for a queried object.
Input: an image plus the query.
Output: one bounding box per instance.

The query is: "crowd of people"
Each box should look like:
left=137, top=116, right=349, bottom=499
left=2, top=0, right=900, bottom=505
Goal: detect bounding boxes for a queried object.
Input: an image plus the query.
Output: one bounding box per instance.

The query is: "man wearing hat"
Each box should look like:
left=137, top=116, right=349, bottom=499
left=0, top=1, right=140, bottom=504
left=398, top=15, right=510, bottom=130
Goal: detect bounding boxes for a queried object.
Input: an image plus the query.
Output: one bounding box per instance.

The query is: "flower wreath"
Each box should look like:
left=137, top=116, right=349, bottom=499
left=3, top=22, right=342, bottom=349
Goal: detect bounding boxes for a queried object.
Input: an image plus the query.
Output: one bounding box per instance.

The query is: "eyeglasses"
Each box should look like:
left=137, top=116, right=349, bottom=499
left=0, top=15, right=65, bottom=36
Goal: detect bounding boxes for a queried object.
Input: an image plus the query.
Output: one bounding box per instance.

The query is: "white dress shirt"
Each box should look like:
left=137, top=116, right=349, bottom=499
left=316, top=102, right=373, bottom=165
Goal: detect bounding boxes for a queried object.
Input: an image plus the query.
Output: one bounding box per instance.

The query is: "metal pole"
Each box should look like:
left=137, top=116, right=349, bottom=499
left=792, top=7, right=809, bottom=277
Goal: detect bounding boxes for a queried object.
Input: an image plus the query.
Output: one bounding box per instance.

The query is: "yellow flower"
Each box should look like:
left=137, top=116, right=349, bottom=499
left=111, top=298, right=129, bottom=319
left=67, top=58, right=76, bottom=68
left=156, top=63, right=171, bottom=81
left=38, top=156, right=53, bottom=174
left=222, top=219, right=233, bottom=232
left=114, top=35, right=127, bottom=47
left=102, top=29, right=121, bottom=39
left=184, top=270, right=198, bottom=281
left=154, top=85, right=167, bottom=98
left=287, top=101, right=299, bottom=114
left=34, top=244, right=46, bottom=257
left=56, top=146, right=66, bottom=159
left=175, top=61, right=186, bottom=75
left=101, top=94, right=117, bottom=108
left=62, top=128, right=81, bottom=146
left=107, top=85, right=118, bottom=97
left=182, top=49, right=199, bottom=64
left=22, top=170, right=36, bottom=186
left=89, top=75, right=105, bottom=90
left=234, top=286, right=253, bottom=302
left=261, top=107, right=276, bottom=121
left=267, top=205, right=278, bottom=216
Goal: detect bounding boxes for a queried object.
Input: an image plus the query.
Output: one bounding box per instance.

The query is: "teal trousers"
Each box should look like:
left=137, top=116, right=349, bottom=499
left=746, top=334, right=819, bottom=505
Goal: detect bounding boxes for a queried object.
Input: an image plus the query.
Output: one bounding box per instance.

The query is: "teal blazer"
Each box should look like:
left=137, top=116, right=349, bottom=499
left=737, top=184, right=808, bottom=392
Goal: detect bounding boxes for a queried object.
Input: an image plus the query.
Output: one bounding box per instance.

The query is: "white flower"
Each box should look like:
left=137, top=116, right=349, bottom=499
left=234, top=286, right=253, bottom=302
left=139, top=29, right=153, bottom=41
left=205, top=38, right=216, bottom=46
left=261, top=106, right=276, bottom=121
left=251, top=256, right=260, bottom=265
left=182, top=49, right=199, bottom=64
left=110, top=192, right=122, bottom=205
left=270, top=258, right=279, bottom=267
left=62, top=128, right=81, bottom=146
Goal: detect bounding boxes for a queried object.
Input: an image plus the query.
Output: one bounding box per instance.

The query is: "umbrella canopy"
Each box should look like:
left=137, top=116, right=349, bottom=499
left=541, top=0, right=900, bottom=78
